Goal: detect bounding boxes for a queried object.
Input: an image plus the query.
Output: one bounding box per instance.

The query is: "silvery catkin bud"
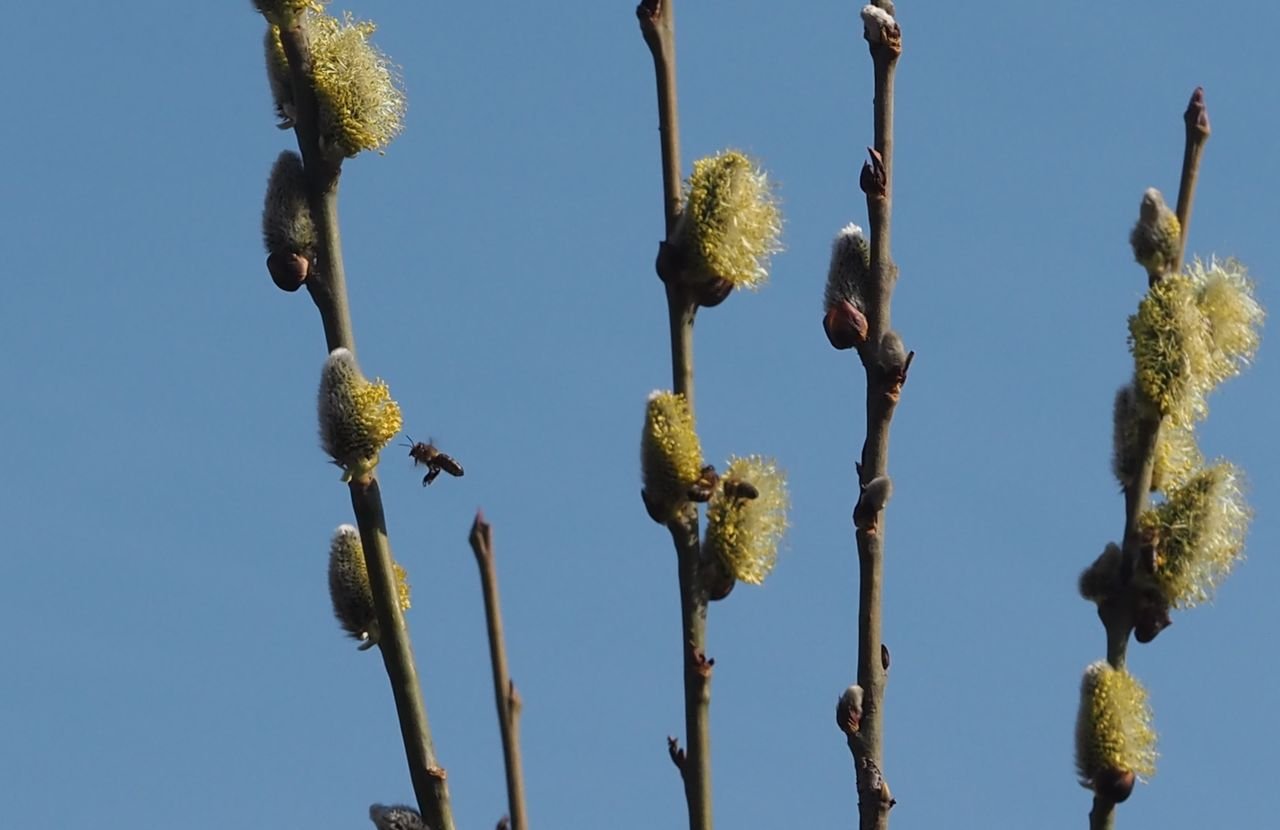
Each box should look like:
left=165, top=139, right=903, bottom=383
left=823, top=224, right=871, bottom=350
left=328, top=525, right=411, bottom=649
left=262, top=150, right=316, bottom=292
left=369, top=804, right=430, bottom=830
left=1129, top=188, right=1181, bottom=280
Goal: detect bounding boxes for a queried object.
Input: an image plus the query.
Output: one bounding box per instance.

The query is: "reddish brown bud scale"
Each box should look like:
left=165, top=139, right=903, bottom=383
left=1093, top=767, right=1137, bottom=804
left=267, top=251, right=309, bottom=292
left=692, top=276, right=734, bottom=308
left=824, top=300, right=869, bottom=350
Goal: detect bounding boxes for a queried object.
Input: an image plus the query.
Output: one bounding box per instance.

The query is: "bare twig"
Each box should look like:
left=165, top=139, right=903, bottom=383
left=846, top=10, right=904, bottom=830
left=271, top=14, right=454, bottom=829
left=637, top=3, right=713, bottom=828
left=469, top=513, right=529, bottom=830
left=1174, top=88, right=1210, bottom=272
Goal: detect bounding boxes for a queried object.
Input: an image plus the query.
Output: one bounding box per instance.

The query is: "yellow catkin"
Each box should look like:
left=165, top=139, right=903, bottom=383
left=317, top=348, right=403, bottom=480
left=1140, top=462, right=1249, bottom=608
left=705, top=456, right=790, bottom=585
left=307, top=12, right=406, bottom=157
left=677, top=150, right=782, bottom=290
left=1075, top=662, right=1157, bottom=787
left=640, top=391, right=704, bottom=521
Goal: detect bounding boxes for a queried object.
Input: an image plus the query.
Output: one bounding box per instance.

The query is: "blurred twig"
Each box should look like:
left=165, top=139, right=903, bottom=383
left=469, top=513, right=529, bottom=830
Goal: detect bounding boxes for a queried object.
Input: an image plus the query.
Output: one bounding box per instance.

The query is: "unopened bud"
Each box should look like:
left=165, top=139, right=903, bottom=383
left=369, top=804, right=429, bottom=830
left=837, top=684, right=864, bottom=735
left=824, top=300, right=869, bottom=350
left=853, top=475, right=893, bottom=528
left=1129, top=187, right=1181, bottom=280
left=262, top=151, right=316, bottom=291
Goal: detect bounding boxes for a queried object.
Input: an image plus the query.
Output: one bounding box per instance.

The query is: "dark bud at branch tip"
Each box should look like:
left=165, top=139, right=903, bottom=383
left=1093, top=768, right=1137, bottom=804
left=824, top=300, right=869, bottom=350
left=267, top=251, right=308, bottom=292
left=692, top=276, right=734, bottom=308
left=1185, top=87, right=1210, bottom=136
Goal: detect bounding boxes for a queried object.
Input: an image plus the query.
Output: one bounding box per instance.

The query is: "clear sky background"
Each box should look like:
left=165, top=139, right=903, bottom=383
left=2, top=2, right=1277, bottom=828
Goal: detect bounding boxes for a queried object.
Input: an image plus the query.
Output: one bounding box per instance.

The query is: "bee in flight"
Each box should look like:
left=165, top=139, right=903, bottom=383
left=402, top=437, right=465, bottom=486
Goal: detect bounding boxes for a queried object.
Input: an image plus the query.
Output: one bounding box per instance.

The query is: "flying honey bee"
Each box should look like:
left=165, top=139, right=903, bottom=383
left=402, top=437, right=464, bottom=486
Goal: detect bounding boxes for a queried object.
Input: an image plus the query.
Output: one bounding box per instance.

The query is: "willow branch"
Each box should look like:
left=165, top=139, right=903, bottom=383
left=1090, top=85, right=1210, bottom=830
left=637, top=3, right=713, bottom=829
left=847, top=13, right=903, bottom=830
left=274, top=17, right=454, bottom=829
left=469, top=513, right=529, bottom=830
left=275, top=20, right=354, bottom=352
left=1089, top=797, right=1117, bottom=830
left=637, top=0, right=682, bottom=237
left=351, top=480, right=455, bottom=830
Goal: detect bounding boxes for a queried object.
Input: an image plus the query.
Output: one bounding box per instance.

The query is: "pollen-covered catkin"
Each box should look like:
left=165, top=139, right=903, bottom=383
left=307, top=12, right=405, bottom=158
left=671, top=150, right=782, bottom=299
left=263, top=24, right=295, bottom=127
left=1139, top=462, right=1249, bottom=608
left=1075, top=661, right=1157, bottom=799
left=640, top=391, right=705, bottom=523
left=317, top=348, right=403, bottom=480
left=704, top=456, right=789, bottom=585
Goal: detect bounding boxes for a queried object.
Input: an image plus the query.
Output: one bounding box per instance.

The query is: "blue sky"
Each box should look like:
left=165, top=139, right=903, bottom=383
left=2, top=2, right=1277, bottom=828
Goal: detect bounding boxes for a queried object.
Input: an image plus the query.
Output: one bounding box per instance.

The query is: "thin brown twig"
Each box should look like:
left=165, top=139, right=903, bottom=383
left=637, top=4, right=713, bottom=829
left=847, top=10, right=903, bottom=830
left=469, top=513, right=529, bottom=830
left=270, top=12, right=454, bottom=829
left=1174, top=88, right=1211, bottom=273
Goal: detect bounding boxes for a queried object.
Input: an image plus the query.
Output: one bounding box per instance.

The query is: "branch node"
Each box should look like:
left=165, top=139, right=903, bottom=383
left=506, top=680, right=522, bottom=719
left=859, top=148, right=888, bottom=197
left=857, top=757, right=896, bottom=810
left=427, top=766, right=448, bottom=781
